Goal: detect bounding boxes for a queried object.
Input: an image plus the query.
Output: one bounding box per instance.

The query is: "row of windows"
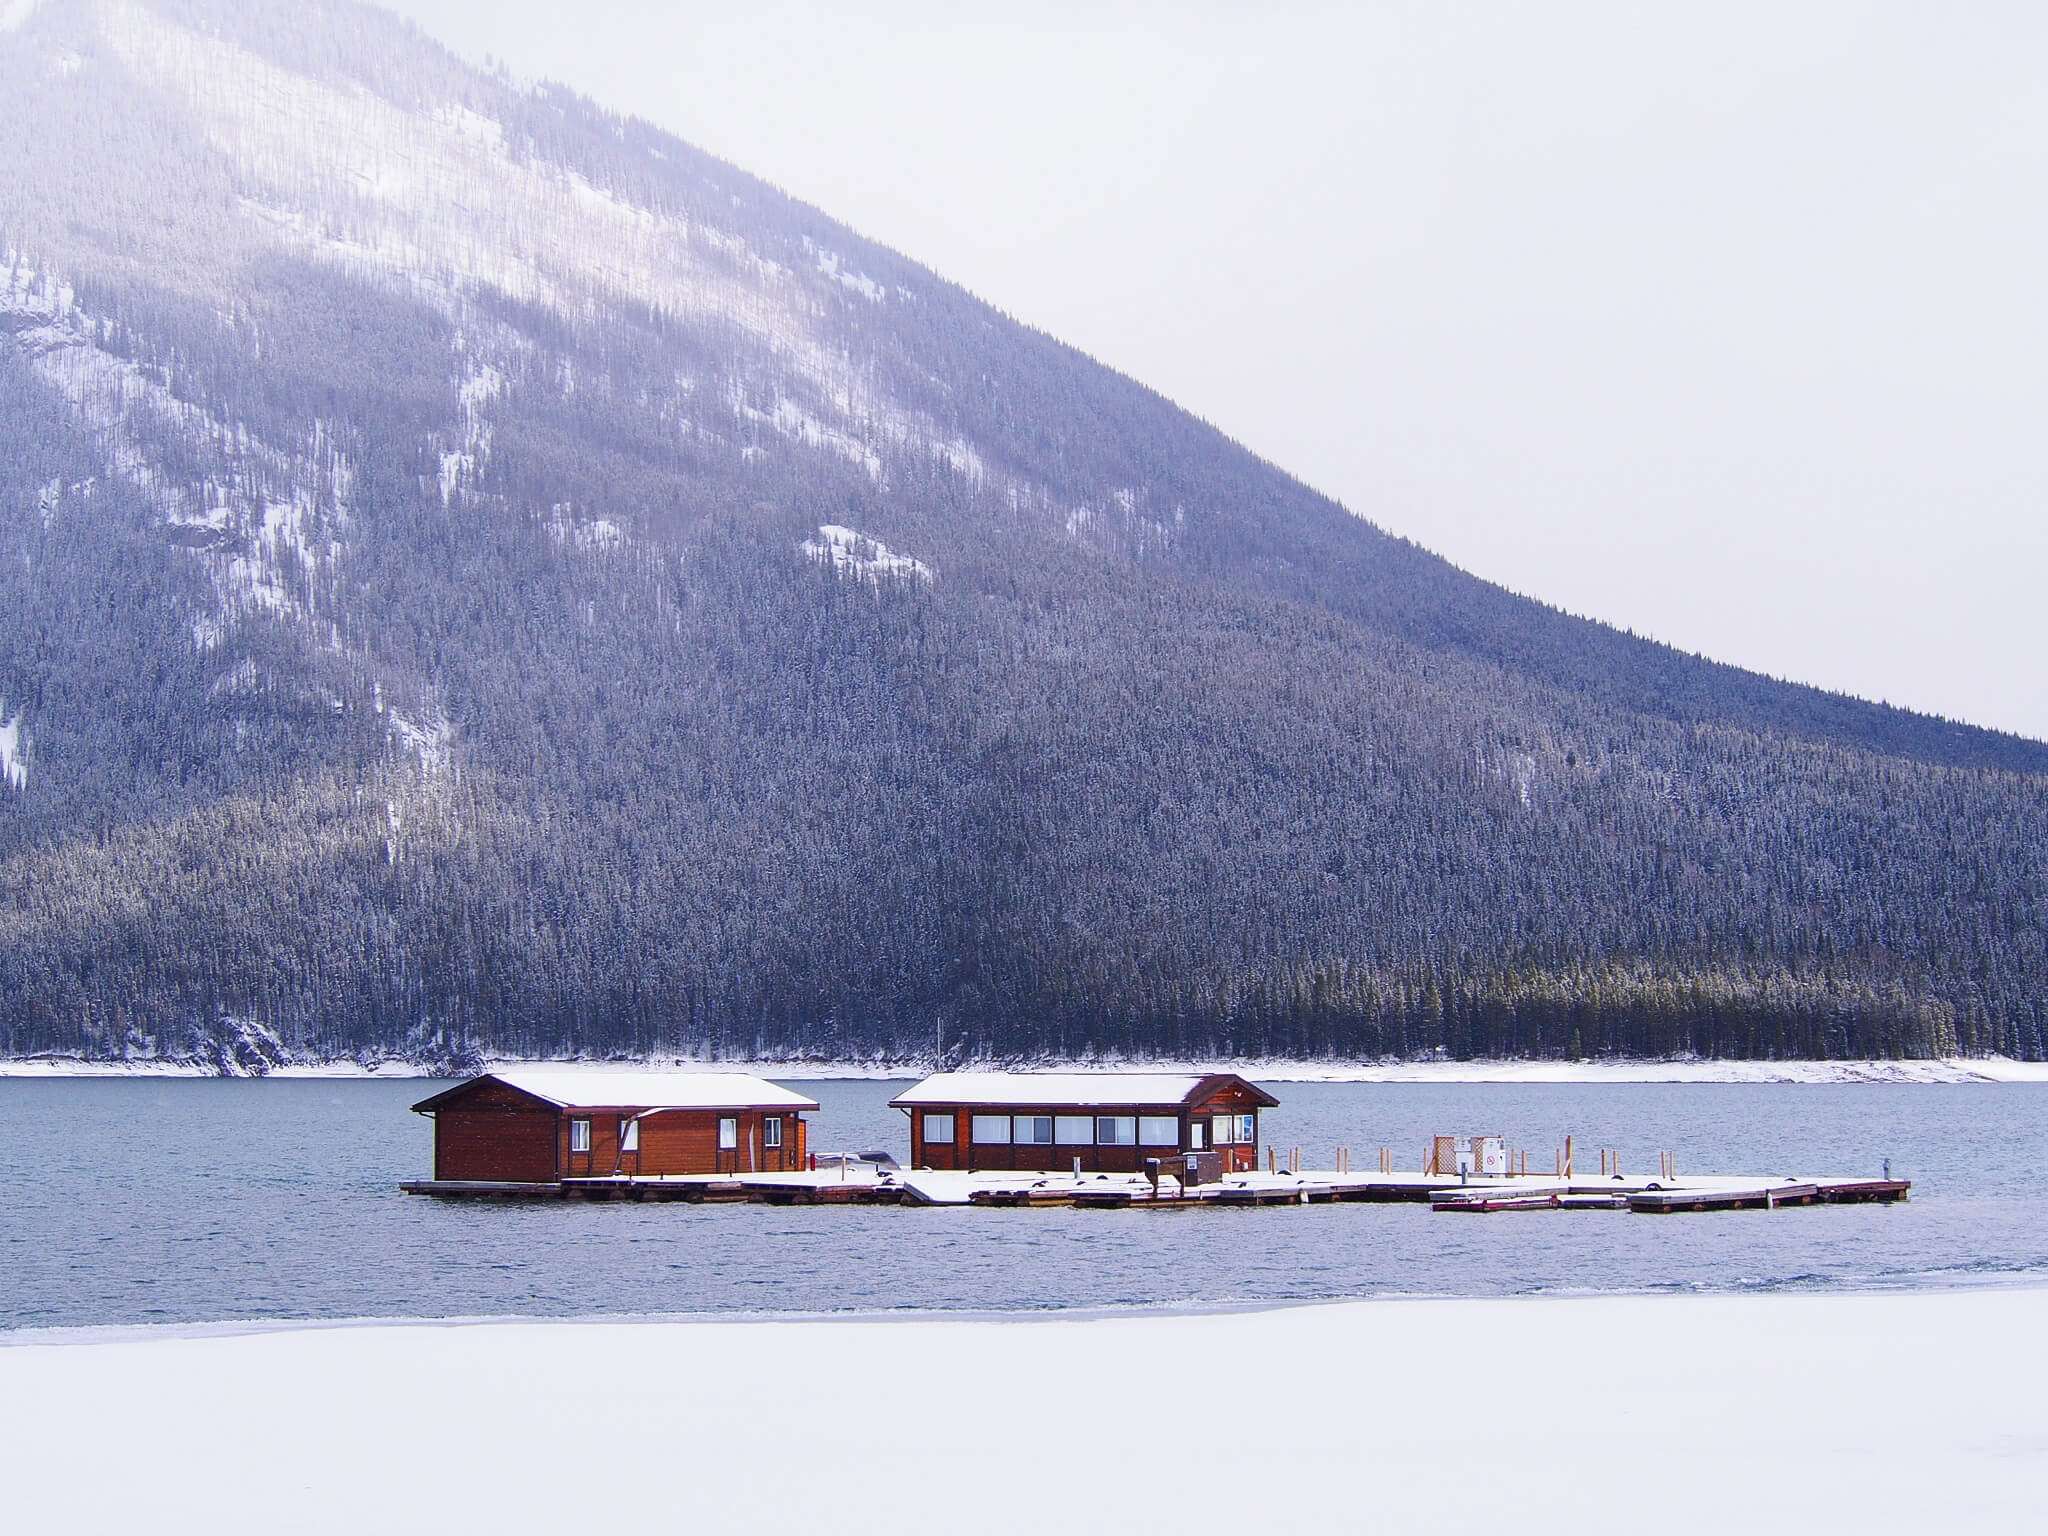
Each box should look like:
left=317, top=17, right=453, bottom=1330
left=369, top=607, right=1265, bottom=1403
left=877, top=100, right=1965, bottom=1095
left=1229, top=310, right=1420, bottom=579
left=922, top=1112, right=1257, bottom=1148
left=567, top=1116, right=784, bottom=1153
left=959, top=1113, right=1180, bottom=1146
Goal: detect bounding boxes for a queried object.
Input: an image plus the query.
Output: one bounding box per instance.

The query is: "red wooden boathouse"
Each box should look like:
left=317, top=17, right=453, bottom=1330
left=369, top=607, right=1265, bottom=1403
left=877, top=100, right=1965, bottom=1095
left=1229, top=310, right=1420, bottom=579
left=412, top=1071, right=819, bottom=1181
left=890, top=1072, right=1277, bottom=1174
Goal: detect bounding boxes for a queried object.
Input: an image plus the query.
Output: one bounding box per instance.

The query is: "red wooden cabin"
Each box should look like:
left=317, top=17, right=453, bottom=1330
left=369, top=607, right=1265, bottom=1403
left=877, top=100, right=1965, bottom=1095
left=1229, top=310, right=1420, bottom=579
left=412, top=1071, right=819, bottom=1181
left=890, top=1072, right=1277, bottom=1173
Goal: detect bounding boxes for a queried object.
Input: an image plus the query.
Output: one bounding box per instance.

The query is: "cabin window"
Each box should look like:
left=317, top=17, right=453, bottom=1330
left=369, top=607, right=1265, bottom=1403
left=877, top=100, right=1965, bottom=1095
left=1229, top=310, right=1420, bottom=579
left=718, top=1117, right=739, bottom=1151
left=763, top=1117, right=783, bottom=1149
left=922, top=1113, right=956, bottom=1146
left=1014, top=1115, right=1054, bottom=1145
left=1095, top=1116, right=1137, bottom=1145
left=1054, top=1115, right=1095, bottom=1145
left=569, top=1119, right=591, bottom=1153
left=1233, top=1113, right=1257, bottom=1144
left=972, top=1115, right=1012, bottom=1144
left=1139, top=1116, right=1181, bottom=1146
left=619, top=1119, right=639, bottom=1153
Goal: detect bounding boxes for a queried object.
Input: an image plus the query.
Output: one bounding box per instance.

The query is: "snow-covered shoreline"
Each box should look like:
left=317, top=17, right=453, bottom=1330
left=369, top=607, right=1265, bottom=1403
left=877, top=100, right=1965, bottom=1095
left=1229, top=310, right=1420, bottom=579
left=4, top=1288, right=2042, bottom=1533
left=4, top=1053, right=2046, bottom=1083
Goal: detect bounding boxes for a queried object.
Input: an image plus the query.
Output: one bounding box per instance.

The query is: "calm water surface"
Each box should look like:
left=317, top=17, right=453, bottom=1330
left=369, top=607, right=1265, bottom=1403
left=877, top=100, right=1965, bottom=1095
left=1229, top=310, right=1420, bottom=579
left=4, top=1078, right=2043, bottom=1331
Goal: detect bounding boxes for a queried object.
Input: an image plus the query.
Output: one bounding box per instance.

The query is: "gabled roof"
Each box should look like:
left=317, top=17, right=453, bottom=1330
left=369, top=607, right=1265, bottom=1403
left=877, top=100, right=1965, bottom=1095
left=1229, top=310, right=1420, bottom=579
left=887, top=1071, right=1277, bottom=1110
left=413, top=1070, right=820, bottom=1115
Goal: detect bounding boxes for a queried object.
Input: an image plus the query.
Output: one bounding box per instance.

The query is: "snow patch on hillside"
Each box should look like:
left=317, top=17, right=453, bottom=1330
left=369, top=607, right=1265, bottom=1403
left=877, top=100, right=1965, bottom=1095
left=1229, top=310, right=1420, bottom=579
left=0, top=0, right=45, bottom=33
left=544, top=503, right=624, bottom=555
left=928, top=434, right=987, bottom=484
left=436, top=448, right=469, bottom=506
left=458, top=361, right=503, bottom=414
left=0, top=708, right=26, bottom=790
left=802, top=524, right=934, bottom=585
left=101, top=3, right=839, bottom=393
left=1055, top=486, right=1185, bottom=557
left=809, top=243, right=885, bottom=303
left=728, top=380, right=884, bottom=479
left=434, top=103, right=505, bottom=152
left=93, top=4, right=997, bottom=512
left=774, top=397, right=881, bottom=479
left=386, top=709, right=453, bottom=782
left=436, top=352, right=505, bottom=506
left=3, top=256, right=355, bottom=646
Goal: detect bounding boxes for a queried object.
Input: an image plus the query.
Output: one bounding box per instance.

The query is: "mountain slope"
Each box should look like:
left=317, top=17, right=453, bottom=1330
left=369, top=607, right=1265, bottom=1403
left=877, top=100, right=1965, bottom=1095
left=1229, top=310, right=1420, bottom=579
left=0, top=0, right=2043, bottom=1067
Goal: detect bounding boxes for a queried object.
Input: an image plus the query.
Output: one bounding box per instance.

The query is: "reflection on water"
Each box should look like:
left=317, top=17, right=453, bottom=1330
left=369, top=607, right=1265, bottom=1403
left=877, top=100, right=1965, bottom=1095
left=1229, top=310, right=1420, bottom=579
left=3, top=1077, right=2042, bottom=1330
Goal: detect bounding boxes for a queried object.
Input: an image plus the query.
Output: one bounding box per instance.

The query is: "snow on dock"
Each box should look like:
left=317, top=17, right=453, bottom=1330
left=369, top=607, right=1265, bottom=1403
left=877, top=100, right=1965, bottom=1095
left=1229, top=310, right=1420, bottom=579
left=402, top=1160, right=1909, bottom=1213
left=905, top=1165, right=1908, bottom=1212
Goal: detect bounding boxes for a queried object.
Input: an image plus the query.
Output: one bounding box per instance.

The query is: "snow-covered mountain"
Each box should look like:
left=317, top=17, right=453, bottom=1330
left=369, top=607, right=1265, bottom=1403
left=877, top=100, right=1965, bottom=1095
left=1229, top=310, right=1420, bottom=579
left=1, top=0, right=2043, bottom=1068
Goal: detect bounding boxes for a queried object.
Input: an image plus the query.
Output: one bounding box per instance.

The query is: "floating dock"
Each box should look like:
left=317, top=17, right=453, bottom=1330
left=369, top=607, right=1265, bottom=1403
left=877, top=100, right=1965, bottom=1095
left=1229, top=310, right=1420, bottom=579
left=399, top=1169, right=902, bottom=1204
left=917, top=1166, right=1906, bottom=1211
left=401, top=1164, right=1909, bottom=1212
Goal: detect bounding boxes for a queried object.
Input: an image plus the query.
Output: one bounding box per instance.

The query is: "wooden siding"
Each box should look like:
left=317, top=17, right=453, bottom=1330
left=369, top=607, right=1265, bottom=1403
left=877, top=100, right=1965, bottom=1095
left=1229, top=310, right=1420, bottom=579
left=435, top=1107, right=559, bottom=1182
left=566, top=1108, right=810, bottom=1176
left=433, top=1094, right=812, bottom=1180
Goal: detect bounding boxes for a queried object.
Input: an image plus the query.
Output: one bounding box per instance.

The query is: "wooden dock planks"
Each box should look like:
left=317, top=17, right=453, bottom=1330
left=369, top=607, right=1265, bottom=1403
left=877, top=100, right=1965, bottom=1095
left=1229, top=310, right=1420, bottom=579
left=1627, top=1184, right=1820, bottom=1214
left=401, top=1169, right=1910, bottom=1213
left=399, top=1180, right=566, bottom=1199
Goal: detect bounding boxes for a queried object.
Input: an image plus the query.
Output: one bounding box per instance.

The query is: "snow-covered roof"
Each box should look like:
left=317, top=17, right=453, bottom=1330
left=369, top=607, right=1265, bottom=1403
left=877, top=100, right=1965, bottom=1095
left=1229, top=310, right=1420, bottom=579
left=461, top=1070, right=819, bottom=1112
left=889, top=1072, right=1273, bottom=1109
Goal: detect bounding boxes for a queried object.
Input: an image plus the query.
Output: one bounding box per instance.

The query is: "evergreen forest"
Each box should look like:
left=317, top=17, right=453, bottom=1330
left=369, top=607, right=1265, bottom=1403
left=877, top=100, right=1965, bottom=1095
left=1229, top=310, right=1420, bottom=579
left=0, top=0, right=2042, bottom=1070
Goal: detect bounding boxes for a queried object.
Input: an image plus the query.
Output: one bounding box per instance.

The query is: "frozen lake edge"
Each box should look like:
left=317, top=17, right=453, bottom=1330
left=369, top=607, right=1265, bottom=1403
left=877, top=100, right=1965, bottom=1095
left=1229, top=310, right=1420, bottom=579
left=4, top=1054, right=2047, bottom=1083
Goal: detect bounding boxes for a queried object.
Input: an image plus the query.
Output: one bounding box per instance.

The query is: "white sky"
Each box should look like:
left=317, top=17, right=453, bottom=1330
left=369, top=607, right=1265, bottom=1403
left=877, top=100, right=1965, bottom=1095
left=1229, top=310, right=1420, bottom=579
left=390, top=0, right=2048, bottom=743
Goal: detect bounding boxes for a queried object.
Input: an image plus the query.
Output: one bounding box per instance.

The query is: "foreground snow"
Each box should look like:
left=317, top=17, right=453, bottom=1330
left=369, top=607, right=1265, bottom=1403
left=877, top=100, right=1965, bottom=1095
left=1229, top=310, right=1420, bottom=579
left=4, top=1289, right=2043, bottom=1533
left=5, top=1053, right=2047, bottom=1082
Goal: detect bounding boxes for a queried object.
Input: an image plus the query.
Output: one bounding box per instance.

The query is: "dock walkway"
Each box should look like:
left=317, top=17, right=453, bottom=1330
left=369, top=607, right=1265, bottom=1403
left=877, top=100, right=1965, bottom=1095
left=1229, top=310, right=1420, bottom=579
left=401, top=1166, right=1908, bottom=1212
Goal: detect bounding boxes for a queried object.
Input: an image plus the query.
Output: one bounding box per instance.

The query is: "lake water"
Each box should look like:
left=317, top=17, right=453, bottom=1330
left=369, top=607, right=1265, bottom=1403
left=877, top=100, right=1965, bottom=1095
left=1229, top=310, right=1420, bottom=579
left=4, top=1078, right=2044, bottom=1331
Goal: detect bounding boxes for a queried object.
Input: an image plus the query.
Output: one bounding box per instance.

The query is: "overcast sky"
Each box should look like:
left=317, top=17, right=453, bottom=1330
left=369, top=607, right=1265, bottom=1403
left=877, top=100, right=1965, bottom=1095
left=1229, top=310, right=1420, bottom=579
left=391, top=0, right=2048, bottom=743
